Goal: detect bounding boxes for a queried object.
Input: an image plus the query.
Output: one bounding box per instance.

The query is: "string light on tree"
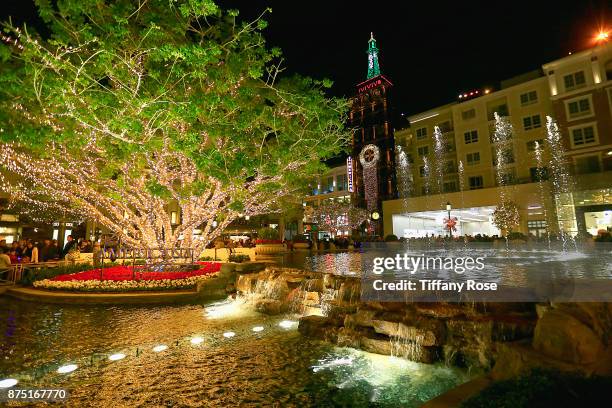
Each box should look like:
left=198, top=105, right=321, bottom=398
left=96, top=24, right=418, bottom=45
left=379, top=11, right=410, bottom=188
left=0, top=0, right=349, bottom=256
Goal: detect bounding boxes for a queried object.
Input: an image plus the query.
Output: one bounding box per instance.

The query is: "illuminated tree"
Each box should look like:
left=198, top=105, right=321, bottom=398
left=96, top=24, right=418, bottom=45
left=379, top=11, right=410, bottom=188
left=492, top=200, right=520, bottom=236
left=308, top=200, right=368, bottom=236
left=0, top=0, right=347, bottom=254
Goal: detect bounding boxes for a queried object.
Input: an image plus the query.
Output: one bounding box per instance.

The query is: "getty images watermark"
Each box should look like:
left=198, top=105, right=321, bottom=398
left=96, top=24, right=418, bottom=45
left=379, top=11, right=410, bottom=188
left=370, top=254, right=498, bottom=293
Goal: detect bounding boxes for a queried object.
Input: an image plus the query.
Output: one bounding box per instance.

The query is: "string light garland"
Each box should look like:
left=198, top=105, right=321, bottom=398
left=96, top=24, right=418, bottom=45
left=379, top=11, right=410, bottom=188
left=308, top=200, right=369, bottom=236
left=359, top=144, right=380, bottom=211
left=0, top=1, right=349, bottom=254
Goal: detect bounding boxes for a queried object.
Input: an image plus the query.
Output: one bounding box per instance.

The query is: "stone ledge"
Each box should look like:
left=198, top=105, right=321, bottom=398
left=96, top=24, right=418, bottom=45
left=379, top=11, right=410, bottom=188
left=422, top=376, right=492, bottom=408
left=4, top=286, right=202, bottom=305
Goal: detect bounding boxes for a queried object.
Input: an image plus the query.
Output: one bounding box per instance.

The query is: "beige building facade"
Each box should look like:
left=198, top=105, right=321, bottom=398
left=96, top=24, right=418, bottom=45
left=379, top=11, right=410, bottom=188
left=384, top=41, right=612, bottom=239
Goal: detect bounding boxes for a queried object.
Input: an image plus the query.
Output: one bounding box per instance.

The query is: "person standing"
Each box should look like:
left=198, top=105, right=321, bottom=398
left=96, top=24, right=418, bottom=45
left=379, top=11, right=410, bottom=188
left=61, top=235, right=77, bottom=258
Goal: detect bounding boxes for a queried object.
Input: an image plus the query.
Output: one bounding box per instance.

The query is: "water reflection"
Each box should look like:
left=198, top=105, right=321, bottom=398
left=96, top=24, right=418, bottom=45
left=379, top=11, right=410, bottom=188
left=0, top=297, right=466, bottom=407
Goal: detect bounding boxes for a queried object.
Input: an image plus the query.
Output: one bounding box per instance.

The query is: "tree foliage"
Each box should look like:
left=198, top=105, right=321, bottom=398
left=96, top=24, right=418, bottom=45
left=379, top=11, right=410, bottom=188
left=492, top=200, right=520, bottom=236
left=0, top=0, right=348, bottom=251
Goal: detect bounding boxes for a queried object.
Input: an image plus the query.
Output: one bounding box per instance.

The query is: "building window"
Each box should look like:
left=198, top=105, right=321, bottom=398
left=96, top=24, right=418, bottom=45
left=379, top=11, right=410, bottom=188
left=530, top=167, right=549, bottom=182
left=416, top=127, right=428, bottom=140
left=469, top=176, right=484, bottom=190
left=443, top=181, right=457, bottom=193
left=437, top=120, right=453, bottom=133
left=563, top=71, right=586, bottom=91
left=336, top=174, right=347, bottom=191
left=419, top=165, right=429, bottom=177
left=571, top=125, right=597, bottom=147
left=466, top=152, right=480, bottom=165
left=520, top=90, right=538, bottom=106
left=497, top=170, right=515, bottom=185
left=461, top=108, right=476, bottom=120
left=523, top=114, right=542, bottom=130
left=526, top=139, right=545, bottom=152
left=464, top=130, right=478, bottom=144
left=325, top=176, right=334, bottom=193
left=574, top=155, right=601, bottom=174
left=492, top=147, right=515, bottom=166
left=487, top=103, right=509, bottom=120
left=528, top=220, right=547, bottom=228
left=566, top=96, right=592, bottom=119
left=417, top=146, right=429, bottom=157
left=444, top=140, right=456, bottom=153
left=171, top=211, right=178, bottom=225
left=444, top=160, right=457, bottom=174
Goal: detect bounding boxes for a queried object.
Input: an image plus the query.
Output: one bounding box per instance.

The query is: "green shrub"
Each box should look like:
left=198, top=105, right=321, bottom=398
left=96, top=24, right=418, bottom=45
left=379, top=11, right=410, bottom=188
left=228, top=254, right=250, bottom=263
left=461, top=369, right=612, bottom=408
left=19, top=263, right=95, bottom=286
left=257, top=227, right=279, bottom=240
left=384, top=234, right=399, bottom=242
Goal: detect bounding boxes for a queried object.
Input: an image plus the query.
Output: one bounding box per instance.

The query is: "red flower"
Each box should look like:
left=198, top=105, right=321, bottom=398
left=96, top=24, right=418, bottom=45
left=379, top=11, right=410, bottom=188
left=51, top=262, right=221, bottom=282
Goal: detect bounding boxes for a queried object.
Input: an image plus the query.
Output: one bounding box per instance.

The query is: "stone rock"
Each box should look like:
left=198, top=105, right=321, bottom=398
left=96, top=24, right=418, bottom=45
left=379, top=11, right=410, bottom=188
left=298, top=315, right=338, bottom=342
left=336, top=327, right=362, bottom=348
left=236, top=274, right=255, bottom=293
left=254, top=299, right=285, bottom=315
left=533, top=309, right=605, bottom=365
left=397, top=323, right=440, bottom=347
left=372, top=320, right=399, bottom=337
left=360, top=337, right=392, bottom=355
left=360, top=336, right=439, bottom=363
left=280, top=273, right=306, bottom=284
left=492, top=341, right=586, bottom=380
left=344, top=309, right=376, bottom=329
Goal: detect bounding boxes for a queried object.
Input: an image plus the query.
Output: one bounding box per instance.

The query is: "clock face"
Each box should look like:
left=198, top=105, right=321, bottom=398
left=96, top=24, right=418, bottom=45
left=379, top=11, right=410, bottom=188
left=359, top=144, right=380, bottom=168
left=363, top=148, right=376, bottom=163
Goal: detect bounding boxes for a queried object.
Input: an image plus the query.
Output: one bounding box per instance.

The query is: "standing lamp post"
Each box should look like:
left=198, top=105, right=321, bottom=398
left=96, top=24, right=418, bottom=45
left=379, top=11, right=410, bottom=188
left=446, top=202, right=452, bottom=238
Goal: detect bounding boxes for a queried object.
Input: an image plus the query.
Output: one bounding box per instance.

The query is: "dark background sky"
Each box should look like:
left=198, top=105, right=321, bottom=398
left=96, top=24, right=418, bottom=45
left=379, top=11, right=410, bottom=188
left=2, top=1, right=610, bottom=116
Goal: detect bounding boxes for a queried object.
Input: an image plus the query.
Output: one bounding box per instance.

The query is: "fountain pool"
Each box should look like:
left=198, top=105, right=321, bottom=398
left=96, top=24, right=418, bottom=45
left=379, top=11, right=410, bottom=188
left=0, top=297, right=468, bottom=407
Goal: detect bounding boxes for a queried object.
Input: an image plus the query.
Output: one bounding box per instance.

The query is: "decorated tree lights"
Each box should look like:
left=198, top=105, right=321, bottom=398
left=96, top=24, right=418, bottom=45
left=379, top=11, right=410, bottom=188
left=492, top=200, right=520, bottom=238
left=309, top=200, right=369, bottom=237
left=0, top=0, right=348, bottom=258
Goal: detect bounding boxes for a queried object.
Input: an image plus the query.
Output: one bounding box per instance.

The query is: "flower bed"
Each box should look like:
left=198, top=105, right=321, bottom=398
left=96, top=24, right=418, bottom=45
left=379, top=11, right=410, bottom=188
left=32, top=262, right=221, bottom=292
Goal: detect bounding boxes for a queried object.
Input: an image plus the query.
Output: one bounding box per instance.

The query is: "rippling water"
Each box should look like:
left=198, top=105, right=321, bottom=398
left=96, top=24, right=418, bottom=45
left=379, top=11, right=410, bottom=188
left=0, top=298, right=467, bottom=407
left=281, top=246, right=612, bottom=283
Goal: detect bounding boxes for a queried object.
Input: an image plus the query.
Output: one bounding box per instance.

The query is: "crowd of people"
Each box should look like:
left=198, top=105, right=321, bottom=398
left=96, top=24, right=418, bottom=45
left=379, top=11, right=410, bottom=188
left=0, top=235, right=94, bottom=270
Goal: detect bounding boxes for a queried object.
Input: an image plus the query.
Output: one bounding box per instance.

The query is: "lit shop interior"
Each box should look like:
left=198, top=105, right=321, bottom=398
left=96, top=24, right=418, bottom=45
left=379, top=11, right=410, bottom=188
left=391, top=206, right=501, bottom=238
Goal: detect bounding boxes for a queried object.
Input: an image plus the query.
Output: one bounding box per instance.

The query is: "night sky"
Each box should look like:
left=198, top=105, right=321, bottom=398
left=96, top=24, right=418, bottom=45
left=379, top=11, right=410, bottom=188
left=3, top=1, right=610, bottom=117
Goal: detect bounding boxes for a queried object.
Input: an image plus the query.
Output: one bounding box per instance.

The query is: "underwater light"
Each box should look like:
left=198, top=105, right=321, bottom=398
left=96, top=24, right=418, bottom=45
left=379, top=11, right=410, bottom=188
left=279, top=320, right=296, bottom=329
left=252, top=326, right=264, bottom=332
left=152, top=345, right=168, bottom=352
left=57, top=364, right=78, bottom=374
left=109, top=353, right=126, bottom=361
left=0, top=378, right=18, bottom=388
left=190, top=337, right=204, bottom=345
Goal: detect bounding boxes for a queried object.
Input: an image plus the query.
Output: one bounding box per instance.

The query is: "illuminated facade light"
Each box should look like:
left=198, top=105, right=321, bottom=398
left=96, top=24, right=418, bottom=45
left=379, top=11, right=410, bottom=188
left=190, top=337, right=204, bottom=345
left=152, top=345, right=168, bottom=352
left=223, top=331, right=236, bottom=338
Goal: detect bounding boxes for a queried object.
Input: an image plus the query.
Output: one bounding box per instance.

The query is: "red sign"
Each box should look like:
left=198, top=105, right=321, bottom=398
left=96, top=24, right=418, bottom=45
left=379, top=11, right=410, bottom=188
left=358, top=79, right=383, bottom=94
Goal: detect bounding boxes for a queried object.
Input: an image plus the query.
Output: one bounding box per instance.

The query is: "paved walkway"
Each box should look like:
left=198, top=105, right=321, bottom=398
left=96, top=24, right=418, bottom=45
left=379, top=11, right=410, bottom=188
left=4, top=285, right=200, bottom=304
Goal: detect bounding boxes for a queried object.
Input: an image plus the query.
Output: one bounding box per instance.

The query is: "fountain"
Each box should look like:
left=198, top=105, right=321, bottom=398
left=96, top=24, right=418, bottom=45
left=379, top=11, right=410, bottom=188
left=533, top=140, right=552, bottom=247
left=546, top=116, right=578, bottom=249
left=433, top=125, right=446, bottom=194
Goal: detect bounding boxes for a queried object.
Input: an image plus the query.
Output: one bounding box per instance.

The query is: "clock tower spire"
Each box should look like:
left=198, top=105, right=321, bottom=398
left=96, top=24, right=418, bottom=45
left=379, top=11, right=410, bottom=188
left=367, top=32, right=381, bottom=79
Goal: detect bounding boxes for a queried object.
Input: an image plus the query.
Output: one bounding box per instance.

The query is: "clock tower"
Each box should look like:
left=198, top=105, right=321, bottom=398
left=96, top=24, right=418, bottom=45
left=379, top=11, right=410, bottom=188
left=348, top=33, right=397, bottom=236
